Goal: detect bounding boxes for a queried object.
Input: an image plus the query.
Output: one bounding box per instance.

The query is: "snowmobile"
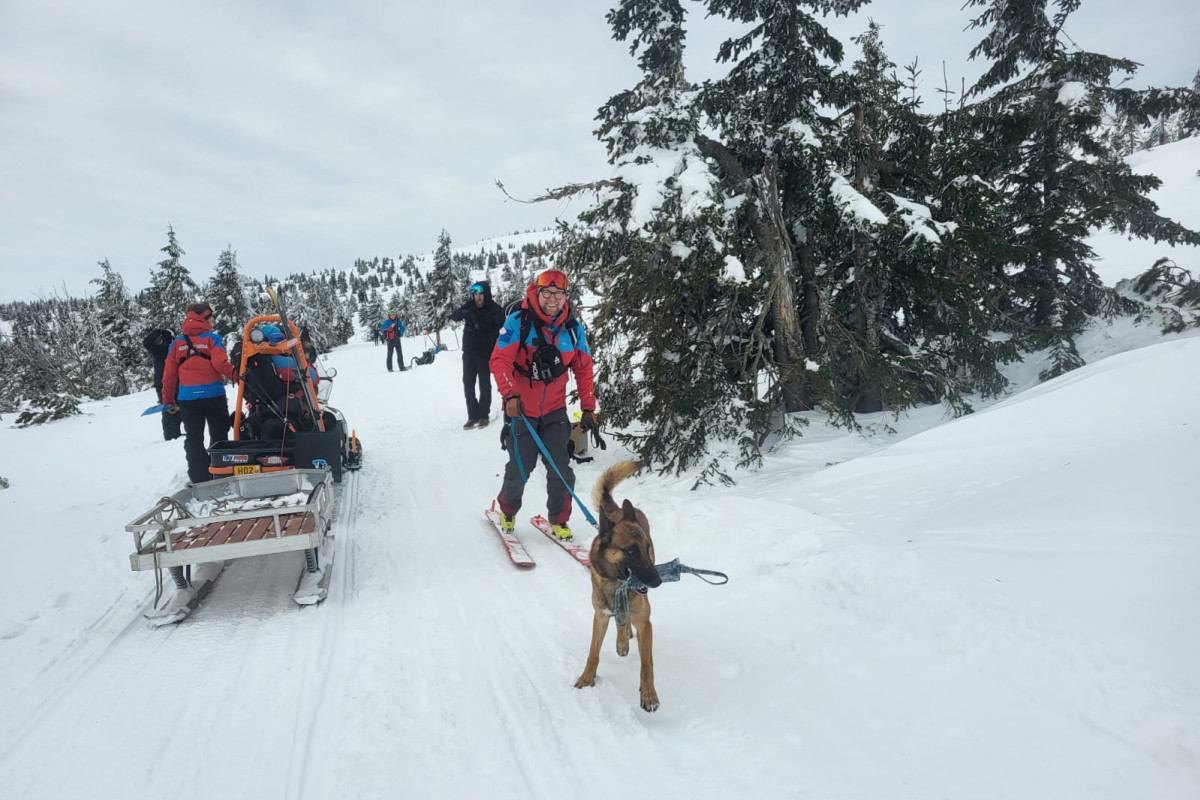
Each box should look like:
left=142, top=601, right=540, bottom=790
left=126, top=307, right=362, bottom=623
left=209, top=313, right=362, bottom=483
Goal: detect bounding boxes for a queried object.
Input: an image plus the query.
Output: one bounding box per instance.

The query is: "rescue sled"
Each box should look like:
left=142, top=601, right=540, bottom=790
left=210, top=314, right=362, bottom=483
left=127, top=468, right=336, bottom=622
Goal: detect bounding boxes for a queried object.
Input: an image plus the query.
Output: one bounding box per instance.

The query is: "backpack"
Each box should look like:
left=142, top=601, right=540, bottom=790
left=242, top=352, right=287, bottom=405
left=505, top=302, right=581, bottom=383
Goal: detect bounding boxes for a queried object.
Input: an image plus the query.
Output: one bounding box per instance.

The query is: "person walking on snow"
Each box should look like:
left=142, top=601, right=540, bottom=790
left=379, top=310, right=407, bottom=372
left=450, top=281, right=505, bottom=428
left=490, top=269, right=599, bottom=541
left=161, top=303, right=237, bottom=484
left=142, top=327, right=183, bottom=441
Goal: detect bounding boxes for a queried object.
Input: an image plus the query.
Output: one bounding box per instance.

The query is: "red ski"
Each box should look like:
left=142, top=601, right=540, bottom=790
left=531, top=515, right=591, bottom=567
left=484, top=502, right=535, bottom=568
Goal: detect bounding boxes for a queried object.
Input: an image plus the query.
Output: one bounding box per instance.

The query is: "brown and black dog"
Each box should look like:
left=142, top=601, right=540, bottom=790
left=574, top=460, right=663, bottom=712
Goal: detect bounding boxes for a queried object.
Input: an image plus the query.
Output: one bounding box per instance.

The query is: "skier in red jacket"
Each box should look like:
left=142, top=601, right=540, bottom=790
left=490, top=269, right=599, bottom=541
left=161, top=303, right=237, bottom=484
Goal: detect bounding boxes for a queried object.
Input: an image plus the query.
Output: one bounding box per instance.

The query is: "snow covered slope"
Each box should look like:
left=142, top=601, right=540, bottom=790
left=1088, top=136, right=1200, bottom=286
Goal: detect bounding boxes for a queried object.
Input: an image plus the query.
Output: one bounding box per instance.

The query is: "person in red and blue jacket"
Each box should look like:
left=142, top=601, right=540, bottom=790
left=490, top=268, right=599, bottom=541
left=379, top=310, right=407, bottom=372
left=161, top=303, right=237, bottom=484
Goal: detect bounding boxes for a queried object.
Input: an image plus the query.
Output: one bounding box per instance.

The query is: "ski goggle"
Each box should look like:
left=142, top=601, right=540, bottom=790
left=470, top=283, right=484, bottom=295
left=534, top=269, right=569, bottom=290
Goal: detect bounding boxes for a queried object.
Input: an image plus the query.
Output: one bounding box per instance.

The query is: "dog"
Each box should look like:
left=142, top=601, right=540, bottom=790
left=574, top=460, right=663, bottom=712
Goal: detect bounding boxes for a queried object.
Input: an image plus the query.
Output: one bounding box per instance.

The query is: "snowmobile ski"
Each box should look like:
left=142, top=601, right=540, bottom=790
left=144, top=561, right=226, bottom=626
left=293, top=548, right=334, bottom=605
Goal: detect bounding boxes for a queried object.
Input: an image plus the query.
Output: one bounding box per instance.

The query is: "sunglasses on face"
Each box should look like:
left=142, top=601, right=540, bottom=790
left=534, top=269, right=569, bottom=290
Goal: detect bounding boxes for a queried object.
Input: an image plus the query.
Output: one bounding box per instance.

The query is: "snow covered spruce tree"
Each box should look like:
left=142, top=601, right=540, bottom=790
left=817, top=22, right=1018, bottom=415
left=425, top=230, right=461, bottom=333
left=295, top=273, right=355, bottom=350
left=8, top=294, right=106, bottom=425
left=90, top=259, right=146, bottom=396
left=141, top=224, right=199, bottom=329
left=963, top=0, right=1200, bottom=378
left=559, top=0, right=777, bottom=483
left=204, top=246, right=251, bottom=338
left=358, top=289, right=386, bottom=338
left=694, top=0, right=878, bottom=419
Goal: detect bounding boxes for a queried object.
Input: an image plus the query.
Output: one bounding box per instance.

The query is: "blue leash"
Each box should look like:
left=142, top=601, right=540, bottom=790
left=505, top=414, right=730, bottom=622
left=612, top=559, right=730, bottom=626
left=509, top=414, right=598, bottom=526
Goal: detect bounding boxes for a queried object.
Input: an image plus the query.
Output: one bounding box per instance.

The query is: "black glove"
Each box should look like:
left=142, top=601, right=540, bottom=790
left=580, top=411, right=606, bottom=449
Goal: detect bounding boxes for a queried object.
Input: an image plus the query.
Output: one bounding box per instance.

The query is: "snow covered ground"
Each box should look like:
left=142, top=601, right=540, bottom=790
left=0, top=305, right=1197, bottom=798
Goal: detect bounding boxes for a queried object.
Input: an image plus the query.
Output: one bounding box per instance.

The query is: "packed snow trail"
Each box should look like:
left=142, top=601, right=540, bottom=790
left=0, top=334, right=1197, bottom=799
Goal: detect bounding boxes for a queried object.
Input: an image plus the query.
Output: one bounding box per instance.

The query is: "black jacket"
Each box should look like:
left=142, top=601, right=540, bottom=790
left=142, top=328, right=175, bottom=393
left=450, top=284, right=506, bottom=357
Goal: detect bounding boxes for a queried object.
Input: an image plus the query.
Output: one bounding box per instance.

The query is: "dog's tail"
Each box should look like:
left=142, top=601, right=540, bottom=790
left=593, top=459, right=643, bottom=514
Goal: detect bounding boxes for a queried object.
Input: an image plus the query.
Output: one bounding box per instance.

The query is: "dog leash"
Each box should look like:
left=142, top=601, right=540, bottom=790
left=612, top=559, right=730, bottom=626
left=508, top=414, right=598, bottom=526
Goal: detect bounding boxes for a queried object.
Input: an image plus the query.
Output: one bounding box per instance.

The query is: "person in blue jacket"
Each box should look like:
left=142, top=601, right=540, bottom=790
left=379, top=310, right=407, bottom=372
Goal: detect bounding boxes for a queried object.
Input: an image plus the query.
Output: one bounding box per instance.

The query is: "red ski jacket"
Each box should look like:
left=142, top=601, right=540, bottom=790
left=161, top=312, right=237, bottom=403
left=490, top=283, right=595, bottom=418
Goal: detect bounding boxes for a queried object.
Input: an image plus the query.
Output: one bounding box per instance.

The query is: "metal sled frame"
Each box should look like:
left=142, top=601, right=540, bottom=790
left=127, top=469, right=334, bottom=571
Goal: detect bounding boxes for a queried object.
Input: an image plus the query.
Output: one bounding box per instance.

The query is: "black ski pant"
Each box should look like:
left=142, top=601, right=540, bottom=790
left=152, top=373, right=182, bottom=441
left=497, top=408, right=575, bottom=525
left=462, top=349, right=493, bottom=421
left=178, top=395, right=230, bottom=484
left=387, top=338, right=405, bottom=371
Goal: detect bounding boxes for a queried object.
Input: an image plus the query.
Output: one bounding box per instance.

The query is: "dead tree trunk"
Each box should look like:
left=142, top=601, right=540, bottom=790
left=696, top=136, right=815, bottom=411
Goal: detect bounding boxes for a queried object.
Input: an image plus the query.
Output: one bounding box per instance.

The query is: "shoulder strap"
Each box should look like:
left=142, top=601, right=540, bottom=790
left=179, top=334, right=211, bottom=363
left=520, top=309, right=580, bottom=351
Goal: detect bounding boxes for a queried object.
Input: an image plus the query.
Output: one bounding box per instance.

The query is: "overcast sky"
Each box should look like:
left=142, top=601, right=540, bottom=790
left=1, top=0, right=1196, bottom=303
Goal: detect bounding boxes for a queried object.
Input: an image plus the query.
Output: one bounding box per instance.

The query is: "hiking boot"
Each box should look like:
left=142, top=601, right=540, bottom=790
left=475, top=417, right=490, bottom=429
left=463, top=419, right=476, bottom=429
left=498, top=511, right=516, bottom=533
left=550, top=523, right=573, bottom=541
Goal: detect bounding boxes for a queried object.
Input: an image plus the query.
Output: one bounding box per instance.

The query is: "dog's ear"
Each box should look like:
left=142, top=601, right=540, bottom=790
left=621, top=499, right=638, bottom=522
left=597, top=511, right=614, bottom=540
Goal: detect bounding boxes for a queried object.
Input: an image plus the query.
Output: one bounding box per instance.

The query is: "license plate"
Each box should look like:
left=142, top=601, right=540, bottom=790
left=233, top=465, right=261, bottom=476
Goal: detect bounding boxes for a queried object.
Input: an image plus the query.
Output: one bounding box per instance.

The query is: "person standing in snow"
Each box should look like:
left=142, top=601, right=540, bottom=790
left=142, top=327, right=182, bottom=441
left=161, top=303, right=238, bottom=484
left=379, top=310, right=407, bottom=372
left=450, top=281, right=505, bottom=428
left=490, top=269, right=599, bottom=541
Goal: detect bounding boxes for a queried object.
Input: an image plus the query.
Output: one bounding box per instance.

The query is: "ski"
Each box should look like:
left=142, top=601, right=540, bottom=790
left=530, top=515, right=591, bottom=567
left=484, top=502, right=535, bottom=568
left=144, top=561, right=226, bottom=626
